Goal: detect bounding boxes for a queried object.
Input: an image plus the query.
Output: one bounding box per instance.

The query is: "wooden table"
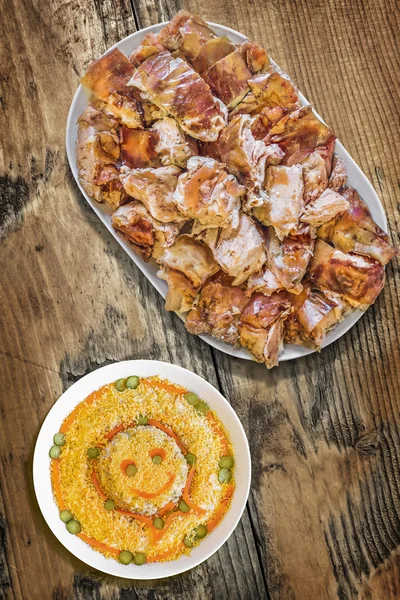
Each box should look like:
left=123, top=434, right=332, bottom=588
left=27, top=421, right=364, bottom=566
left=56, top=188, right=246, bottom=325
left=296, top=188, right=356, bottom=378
left=1, top=0, right=399, bottom=598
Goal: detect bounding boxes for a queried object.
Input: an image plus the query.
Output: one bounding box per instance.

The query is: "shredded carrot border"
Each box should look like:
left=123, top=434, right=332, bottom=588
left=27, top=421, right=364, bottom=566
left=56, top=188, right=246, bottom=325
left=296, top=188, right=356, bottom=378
left=116, top=509, right=158, bottom=545
left=147, top=542, right=186, bottom=563
left=105, top=422, right=134, bottom=440
left=182, top=466, right=207, bottom=515
left=156, top=510, right=186, bottom=542
left=60, top=389, right=103, bottom=434
left=157, top=501, right=176, bottom=516
left=91, top=469, right=106, bottom=501
left=207, top=484, right=235, bottom=532
left=115, top=508, right=154, bottom=528
left=140, top=378, right=187, bottom=395
left=78, top=533, right=120, bottom=558
left=206, top=412, right=230, bottom=455
left=147, top=419, right=187, bottom=454
left=51, top=460, right=66, bottom=510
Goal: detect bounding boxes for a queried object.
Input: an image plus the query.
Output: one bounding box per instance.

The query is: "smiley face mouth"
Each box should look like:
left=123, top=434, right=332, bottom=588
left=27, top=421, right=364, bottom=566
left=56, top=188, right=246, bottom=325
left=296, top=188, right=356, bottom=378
left=118, top=448, right=176, bottom=499
left=130, top=472, right=176, bottom=499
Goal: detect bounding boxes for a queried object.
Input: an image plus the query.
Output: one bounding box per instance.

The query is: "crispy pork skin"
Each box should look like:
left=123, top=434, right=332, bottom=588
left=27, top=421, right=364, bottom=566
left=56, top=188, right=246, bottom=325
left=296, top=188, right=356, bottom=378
left=317, top=188, right=395, bottom=266
left=308, top=239, right=385, bottom=308
left=128, top=50, right=227, bottom=141
left=186, top=271, right=249, bottom=345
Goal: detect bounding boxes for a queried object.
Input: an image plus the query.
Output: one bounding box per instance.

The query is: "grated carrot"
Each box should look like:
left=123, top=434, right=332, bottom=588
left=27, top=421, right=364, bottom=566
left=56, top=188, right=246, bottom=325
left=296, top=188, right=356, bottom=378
left=149, top=447, right=166, bottom=460
left=140, top=378, right=187, bottom=395
left=51, top=459, right=66, bottom=510
left=91, top=469, right=107, bottom=501
left=115, top=508, right=154, bottom=528
left=182, top=466, right=206, bottom=515
left=207, top=484, right=235, bottom=532
left=206, top=412, right=230, bottom=455
left=120, top=458, right=135, bottom=474
left=131, top=472, right=176, bottom=499
left=156, top=501, right=176, bottom=516
left=60, top=389, right=103, bottom=434
left=78, top=533, right=120, bottom=557
left=115, top=509, right=158, bottom=544
left=147, top=542, right=186, bottom=563
left=147, top=419, right=187, bottom=453
left=104, top=422, right=134, bottom=440
left=156, top=510, right=186, bottom=542
left=90, top=472, right=158, bottom=543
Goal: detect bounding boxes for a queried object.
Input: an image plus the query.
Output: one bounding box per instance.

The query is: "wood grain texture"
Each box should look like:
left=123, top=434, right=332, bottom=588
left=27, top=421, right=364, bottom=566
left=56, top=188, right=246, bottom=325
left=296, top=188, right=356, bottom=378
left=0, top=0, right=399, bottom=599
left=0, top=0, right=265, bottom=599
left=191, top=0, right=400, bottom=597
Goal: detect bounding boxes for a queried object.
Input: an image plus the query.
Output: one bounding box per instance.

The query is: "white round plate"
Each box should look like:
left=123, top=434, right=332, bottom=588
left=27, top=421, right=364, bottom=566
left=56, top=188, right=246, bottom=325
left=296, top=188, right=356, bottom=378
left=33, top=360, right=251, bottom=579
left=66, top=22, right=388, bottom=363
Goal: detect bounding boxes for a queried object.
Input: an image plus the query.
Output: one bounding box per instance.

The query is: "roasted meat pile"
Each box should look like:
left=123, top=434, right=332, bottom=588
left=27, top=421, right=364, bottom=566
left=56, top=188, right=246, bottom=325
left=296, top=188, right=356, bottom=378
left=77, top=10, right=395, bottom=368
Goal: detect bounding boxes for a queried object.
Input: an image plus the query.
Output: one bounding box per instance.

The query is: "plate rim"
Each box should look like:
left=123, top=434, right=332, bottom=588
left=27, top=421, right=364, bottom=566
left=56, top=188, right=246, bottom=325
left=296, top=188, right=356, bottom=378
left=33, top=359, right=252, bottom=579
left=65, top=20, right=388, bottom=364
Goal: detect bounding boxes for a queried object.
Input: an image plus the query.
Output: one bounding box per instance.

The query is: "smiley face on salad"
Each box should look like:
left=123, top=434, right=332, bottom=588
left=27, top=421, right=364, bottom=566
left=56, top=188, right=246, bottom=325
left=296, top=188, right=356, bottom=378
left=98, top=425, right=189, bottom=514
left=49, top=376, right=235, bottom=565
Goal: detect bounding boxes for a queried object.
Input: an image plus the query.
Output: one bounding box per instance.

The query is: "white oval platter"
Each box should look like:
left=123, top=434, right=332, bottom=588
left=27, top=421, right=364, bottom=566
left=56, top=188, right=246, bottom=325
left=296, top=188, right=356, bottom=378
left=66, top=22, right=388, bottom=363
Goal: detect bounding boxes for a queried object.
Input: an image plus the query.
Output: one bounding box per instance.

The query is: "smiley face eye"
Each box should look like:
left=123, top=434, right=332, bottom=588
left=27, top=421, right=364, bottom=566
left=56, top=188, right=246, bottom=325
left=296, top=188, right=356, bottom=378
left=125, top=463, right=137, bottom=477
left=149, top=448, right=166, bottom=464
left=126, top=464, right=137, bottom=476
left=120, top=459, right=137, bottom=476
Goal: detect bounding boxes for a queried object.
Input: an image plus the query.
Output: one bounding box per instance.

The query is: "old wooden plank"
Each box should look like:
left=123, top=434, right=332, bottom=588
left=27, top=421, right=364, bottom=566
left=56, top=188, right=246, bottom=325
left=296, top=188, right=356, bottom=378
left=180, top=0, right=400, bottom=598
left=131, top=0, right=181, bottom=28
left=2, top=0, right=400, bottom=599
left=0, top=0, right=267, bottom=599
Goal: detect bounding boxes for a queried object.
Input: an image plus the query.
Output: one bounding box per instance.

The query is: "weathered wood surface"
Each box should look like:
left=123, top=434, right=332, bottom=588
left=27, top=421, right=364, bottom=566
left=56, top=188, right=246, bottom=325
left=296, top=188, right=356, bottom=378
left=0, top=0, right=399, bottom=598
